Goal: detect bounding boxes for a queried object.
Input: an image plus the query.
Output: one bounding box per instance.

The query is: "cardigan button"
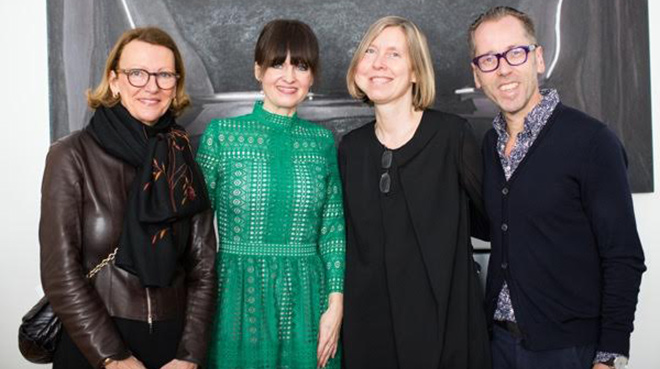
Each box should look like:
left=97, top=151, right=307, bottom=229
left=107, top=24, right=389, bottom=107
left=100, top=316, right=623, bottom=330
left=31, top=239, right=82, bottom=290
left=501, top=223, right=508, bottom=232
left=501, top=262, right=508, bottom=270
left=502, top=187, right=509, bottom=195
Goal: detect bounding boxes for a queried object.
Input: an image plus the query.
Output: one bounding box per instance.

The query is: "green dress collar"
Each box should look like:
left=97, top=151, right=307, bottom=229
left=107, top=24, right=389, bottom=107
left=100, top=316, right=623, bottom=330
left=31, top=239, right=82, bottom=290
left=252, top=100, right=298, bottom=130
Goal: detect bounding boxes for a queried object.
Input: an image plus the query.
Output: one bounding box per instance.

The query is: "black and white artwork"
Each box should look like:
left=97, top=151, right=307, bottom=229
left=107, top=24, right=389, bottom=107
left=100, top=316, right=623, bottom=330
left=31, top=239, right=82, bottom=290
left=48, top=0, right=653, bottom=192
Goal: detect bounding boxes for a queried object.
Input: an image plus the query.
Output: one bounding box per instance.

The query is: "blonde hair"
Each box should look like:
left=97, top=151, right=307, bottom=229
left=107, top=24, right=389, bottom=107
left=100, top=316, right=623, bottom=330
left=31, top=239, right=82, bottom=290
left=346, top=16, right=435, bottom=110
left=86, top=27, right=190, bottom=116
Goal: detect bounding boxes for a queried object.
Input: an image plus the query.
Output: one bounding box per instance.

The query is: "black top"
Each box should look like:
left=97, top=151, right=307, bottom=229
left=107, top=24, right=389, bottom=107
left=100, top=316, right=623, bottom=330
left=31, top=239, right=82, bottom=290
left=482, top=103, right=646, bottom=355
left=339, top=109, right=491, bottom=369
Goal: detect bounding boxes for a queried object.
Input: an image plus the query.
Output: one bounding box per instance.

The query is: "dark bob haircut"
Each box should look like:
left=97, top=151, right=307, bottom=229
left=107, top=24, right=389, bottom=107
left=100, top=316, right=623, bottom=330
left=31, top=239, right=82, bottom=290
left=254, top=19, right=320, bottom=79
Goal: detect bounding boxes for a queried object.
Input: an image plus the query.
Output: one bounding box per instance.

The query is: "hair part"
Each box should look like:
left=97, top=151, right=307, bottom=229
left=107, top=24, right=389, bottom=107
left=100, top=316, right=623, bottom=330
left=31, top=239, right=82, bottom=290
left=86, top=27, right=190, bottom=116
left=468, top=6, right=537, bottom=58
left=346, top=16, right=435, bottom=111
left=254, top=19, right=320, bottom=80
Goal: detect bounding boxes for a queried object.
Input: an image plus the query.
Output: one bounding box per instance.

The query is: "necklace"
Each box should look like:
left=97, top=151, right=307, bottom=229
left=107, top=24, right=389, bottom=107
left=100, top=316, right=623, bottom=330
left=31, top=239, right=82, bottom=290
left=375, top=119, right=419, bottom=150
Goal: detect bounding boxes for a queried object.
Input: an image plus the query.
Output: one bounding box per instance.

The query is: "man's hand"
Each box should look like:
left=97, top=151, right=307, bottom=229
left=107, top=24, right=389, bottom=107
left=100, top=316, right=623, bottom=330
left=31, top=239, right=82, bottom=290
left=593, top=363, right=613, bottom=369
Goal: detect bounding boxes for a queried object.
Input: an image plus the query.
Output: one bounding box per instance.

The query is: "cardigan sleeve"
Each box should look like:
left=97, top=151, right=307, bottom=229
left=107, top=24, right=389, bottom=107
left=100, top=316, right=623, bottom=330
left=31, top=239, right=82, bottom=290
left=580, top=126, right=646, bottom=356
left=458, top=121, right=489, bottom=241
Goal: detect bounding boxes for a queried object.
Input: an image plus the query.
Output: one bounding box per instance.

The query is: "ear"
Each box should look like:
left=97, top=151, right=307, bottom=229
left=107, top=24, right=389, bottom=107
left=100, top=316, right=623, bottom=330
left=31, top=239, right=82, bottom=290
left=109, top=70, right=119, bottom=96
left=254, top=62, right=262, bottom=82
left=535, top=45, right=546, bottom=75
left=471, top=64, right=482, bottom=89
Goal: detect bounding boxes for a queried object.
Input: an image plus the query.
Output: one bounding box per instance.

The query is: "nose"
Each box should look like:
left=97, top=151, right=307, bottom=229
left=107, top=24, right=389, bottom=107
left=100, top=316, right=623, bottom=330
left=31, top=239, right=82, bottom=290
left=144, top=74, right=160, bottom=92
left=496, top=56, right=513, bottom=76
left=372, top=52, right=387, bottom=70
left=283, top=65, right=295, bottom=82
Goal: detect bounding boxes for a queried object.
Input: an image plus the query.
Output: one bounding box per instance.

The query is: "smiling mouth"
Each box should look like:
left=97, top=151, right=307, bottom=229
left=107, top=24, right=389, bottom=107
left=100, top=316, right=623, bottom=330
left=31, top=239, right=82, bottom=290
left=499, top=82, right=519, bottom=91
left=276, top=86, right=298, bottom=94
left=138, top=98, right=161, bottom=105
left=370, top=77, right=392, bottom=84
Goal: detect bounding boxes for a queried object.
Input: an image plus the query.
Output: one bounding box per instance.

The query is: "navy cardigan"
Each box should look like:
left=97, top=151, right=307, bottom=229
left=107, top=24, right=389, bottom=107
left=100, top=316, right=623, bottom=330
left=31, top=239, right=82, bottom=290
left=482, top=103, right=646, bottom=355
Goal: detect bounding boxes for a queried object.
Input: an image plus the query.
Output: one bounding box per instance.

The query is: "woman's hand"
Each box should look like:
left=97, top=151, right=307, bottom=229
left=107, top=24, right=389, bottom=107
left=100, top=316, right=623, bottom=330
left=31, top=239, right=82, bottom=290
left=160, top=359, right=198, bottom=369
left=106, top=356, right=147, bottom=369
left=317, top=292, right=343, bottom=369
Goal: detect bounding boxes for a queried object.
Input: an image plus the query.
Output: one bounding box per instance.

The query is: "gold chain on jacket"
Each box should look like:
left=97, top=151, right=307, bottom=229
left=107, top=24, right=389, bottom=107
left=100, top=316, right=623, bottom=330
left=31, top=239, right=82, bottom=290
left=85, top=247, right=119, bottom=279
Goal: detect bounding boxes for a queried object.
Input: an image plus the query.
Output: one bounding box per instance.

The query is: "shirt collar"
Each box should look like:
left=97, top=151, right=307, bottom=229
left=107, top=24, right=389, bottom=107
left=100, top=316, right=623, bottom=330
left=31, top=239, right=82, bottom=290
left=493, top=89, right=560, bottom=138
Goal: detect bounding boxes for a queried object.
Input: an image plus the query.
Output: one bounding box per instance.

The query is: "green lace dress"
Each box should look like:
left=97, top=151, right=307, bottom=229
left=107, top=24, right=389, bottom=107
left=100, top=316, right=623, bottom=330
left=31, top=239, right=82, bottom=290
left=196, top=101, right=345, bottom=369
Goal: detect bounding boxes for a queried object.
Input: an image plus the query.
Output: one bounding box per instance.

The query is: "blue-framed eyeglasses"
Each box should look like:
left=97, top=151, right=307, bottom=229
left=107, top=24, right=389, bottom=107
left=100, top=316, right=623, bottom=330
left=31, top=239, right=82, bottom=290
left=472, top=44, right=538, bottom=73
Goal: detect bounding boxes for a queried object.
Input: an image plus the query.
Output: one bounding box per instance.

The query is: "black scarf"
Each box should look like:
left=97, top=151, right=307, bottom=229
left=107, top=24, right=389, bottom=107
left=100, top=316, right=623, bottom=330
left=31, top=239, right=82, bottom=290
left=86, top=104, right=210, bottom=287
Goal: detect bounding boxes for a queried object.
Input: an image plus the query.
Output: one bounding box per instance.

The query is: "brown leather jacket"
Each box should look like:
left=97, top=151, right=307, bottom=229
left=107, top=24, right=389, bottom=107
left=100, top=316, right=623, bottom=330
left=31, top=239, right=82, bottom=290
left=39, top=130, right=217, bottom=368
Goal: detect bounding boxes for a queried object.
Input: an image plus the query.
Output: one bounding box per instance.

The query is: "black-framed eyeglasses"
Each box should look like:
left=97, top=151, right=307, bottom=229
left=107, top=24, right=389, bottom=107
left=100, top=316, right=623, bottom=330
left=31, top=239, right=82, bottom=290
left=379, top=150, right=393, bottom=194
left=117, top=68, right=179, bottom=90
left=472, top=44, right=538, bottom=73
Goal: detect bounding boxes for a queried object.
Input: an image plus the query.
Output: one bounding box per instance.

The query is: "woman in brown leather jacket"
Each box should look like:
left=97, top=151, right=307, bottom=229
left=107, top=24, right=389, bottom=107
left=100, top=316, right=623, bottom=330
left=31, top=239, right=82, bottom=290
left=40, top=27, right=217, bottom=369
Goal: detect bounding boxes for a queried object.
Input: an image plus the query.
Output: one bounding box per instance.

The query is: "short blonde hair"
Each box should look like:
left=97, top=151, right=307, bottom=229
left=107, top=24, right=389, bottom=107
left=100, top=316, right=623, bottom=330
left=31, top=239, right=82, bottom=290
left=87, top=27, right=190, bottom=116
left=346, top=16, right=435, bottom=111
left=468, top=6, right=537, bottom=58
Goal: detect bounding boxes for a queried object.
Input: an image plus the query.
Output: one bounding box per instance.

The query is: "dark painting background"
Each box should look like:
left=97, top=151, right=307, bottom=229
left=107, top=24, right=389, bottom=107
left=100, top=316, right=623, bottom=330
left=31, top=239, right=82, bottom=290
left=48, top=0, right=654, bottom=192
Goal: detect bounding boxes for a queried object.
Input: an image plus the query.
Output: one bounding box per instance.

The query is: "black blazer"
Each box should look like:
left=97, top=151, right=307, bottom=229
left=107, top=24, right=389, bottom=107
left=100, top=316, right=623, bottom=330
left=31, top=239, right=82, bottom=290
left=339, top=110, right=491, bottom=369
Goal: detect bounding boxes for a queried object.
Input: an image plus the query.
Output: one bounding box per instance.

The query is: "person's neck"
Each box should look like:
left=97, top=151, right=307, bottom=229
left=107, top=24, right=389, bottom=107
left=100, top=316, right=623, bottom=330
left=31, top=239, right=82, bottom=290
left=504, top=114, right=525, bottom=137
left=503, top=90, right=543, bottom=137
left=374, top=100, right=423, bottom=149
left=262, top=100, right=296, bottom=117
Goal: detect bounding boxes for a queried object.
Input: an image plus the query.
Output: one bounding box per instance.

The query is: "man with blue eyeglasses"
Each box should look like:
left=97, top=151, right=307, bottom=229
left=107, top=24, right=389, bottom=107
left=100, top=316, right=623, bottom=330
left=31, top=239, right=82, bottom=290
left=468, top=6, right=645, bottom=369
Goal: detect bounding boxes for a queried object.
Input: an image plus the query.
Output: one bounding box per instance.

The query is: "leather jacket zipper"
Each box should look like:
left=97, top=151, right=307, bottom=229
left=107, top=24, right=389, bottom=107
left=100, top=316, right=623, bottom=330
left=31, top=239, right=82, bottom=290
left=146, top=287, right=153, bottom=334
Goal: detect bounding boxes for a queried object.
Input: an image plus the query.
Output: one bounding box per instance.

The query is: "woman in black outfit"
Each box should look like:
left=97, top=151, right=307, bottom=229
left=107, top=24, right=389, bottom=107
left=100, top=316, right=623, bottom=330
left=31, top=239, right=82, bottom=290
left=340, top=16, right=491, bottom=369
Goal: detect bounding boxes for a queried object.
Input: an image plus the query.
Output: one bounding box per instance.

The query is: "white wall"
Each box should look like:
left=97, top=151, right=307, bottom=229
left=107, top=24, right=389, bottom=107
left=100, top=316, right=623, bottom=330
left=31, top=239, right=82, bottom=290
left=0, top=1, right=50, bottom=368
left=629, top=0, right=660, bottom=367
left=0, top=2, right=658, bottom=368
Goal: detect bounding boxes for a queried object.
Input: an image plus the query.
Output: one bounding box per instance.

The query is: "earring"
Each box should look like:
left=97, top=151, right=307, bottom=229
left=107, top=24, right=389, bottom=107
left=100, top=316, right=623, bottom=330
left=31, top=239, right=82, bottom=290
left=307, top=90, right=314, bottom=101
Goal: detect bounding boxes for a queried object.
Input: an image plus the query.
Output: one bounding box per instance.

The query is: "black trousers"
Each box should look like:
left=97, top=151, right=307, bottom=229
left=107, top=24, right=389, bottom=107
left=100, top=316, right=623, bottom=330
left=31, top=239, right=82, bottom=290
left=491, top=325, right=596, bottom=369
left=53, top=317, right=184, bottom=369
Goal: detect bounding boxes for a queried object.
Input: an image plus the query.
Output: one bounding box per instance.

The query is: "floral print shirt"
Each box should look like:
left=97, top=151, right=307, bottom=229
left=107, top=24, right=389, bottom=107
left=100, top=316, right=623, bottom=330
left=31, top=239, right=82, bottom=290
left=493, top=88, right=559, bottom=322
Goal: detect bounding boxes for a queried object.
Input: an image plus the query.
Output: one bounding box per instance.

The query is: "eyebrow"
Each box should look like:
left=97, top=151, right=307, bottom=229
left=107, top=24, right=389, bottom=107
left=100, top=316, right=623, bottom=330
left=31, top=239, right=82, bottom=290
left=478, top=44, right=526, bottom=55
left=368, top=44, right=403, bottom=53
left=119, top=65, right=176, bottom=72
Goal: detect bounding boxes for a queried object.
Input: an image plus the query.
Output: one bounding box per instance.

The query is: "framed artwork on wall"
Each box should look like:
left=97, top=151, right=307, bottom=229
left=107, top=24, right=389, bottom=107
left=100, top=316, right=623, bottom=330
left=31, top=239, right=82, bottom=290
left=48, top=0, right=653, bottom=192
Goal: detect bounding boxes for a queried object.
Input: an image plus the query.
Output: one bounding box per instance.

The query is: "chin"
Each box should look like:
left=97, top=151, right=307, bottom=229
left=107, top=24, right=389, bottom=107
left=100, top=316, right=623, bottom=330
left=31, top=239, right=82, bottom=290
left=281, top=101, right=300, bottom=109
left=365, top=92, right=387, bottom=102
left=496, top=99, right=524, bottom=115
left=135, top=113, right=162, bottom=125
left=272, top=100, right=303, bottom=110
left=372, top=96, right=399, bottom=106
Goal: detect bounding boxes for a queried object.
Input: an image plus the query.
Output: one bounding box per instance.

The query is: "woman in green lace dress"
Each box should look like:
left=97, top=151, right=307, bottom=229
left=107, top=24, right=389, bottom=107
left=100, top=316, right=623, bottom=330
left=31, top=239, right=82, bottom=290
left=196, top=20, right=345, bottom=369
